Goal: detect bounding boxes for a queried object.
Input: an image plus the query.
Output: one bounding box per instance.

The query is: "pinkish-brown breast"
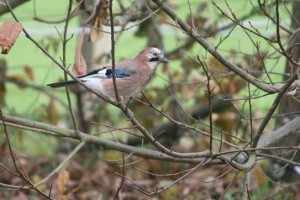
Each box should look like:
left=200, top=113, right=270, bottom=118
left=100, top=63, right=154, bottom=101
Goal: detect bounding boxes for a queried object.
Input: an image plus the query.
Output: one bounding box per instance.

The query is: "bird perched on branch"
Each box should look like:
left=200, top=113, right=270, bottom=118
left=47, top=47, right=169, bottom=101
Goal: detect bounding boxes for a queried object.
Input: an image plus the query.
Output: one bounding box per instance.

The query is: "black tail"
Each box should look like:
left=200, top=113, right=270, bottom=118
left=47, top=80, right=77, bottom=88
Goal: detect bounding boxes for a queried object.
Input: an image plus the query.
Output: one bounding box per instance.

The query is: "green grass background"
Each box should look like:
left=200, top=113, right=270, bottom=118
left=0, top=0, right=291, bottom=155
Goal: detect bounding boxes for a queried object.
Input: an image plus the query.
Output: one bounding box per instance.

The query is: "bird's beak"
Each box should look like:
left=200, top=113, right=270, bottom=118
left=160, top=57, right=169, bottom=63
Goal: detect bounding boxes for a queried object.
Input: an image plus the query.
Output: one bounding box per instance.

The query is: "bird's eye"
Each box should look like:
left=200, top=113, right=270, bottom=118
left=153, top=52, right=158, bottom=57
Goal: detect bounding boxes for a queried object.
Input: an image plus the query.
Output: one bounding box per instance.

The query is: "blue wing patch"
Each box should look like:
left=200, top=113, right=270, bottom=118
left=105, top=69, right=133, bottom=78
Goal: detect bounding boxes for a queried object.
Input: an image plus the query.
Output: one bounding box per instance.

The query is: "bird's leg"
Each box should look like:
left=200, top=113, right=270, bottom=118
left=116, top=96, right=124, bottom=105
left=117, top=96, right=134, bottom=119
left=125, top=97, right=132, bottom=111
left=125, top=97, right=134, bottom=119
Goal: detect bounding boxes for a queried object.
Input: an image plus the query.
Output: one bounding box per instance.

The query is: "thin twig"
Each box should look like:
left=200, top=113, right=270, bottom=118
left=32, top=141, right=85, bottom=188
left=0, top=113, right=220, bottom=164
left=199, top=58, right=213, bottom=154
left=3, top=0, right=117, bottom=106
left=0, top=111, right=54, bottom=199
left=247, top=82, right=254, bottom=142
left=218, top=171, right=239, bottom=200
left=251, top=73, right=297, bottom=148
left=151, top=0, right=279, bottom=93
left=120, top=158, right=211, bottom=195
left=109, top=0, right=121, bottom=103
left=62, top=0, right=78, bottom=130
left=114, top=154, right=125, bottom=200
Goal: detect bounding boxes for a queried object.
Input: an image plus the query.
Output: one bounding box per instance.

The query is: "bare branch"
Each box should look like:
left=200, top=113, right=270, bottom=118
left=150, top=0, right=280, bottom=93
left=0, top=113, right=216, bottom=164
left=258, top=117, right=300, bottom=148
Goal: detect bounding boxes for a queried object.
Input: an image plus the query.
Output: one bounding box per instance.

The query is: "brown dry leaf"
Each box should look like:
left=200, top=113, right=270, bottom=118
left=208, top=57, right=229, bottom=74
left=90, top=0, right=110, bottom=42
left=242, top=53, right=264, bottom=77
left=213, top=112, right=236, bottom=142
left=180, top=85, right=195, bottom=100
left=162, top=63, right=170, bottom=74
left=90, top=19, right=103, bottom=42
left=215, top=76, right=246, bottom=95
left=57, top=170, right=70, bottom=199
left=7, top=75, right=26, bottom=89
left=251, top=164, right=266, bottom=187
left=181, top=56, right=200, bottom=71
left=23, top=66, right=34, bottom=80
left=172, top=70, right=182, bottom=80
left=190, top=70, right=205, bottom=83
left=0, top=21, right=23, bottom=54
left=45, top=99, right=59, bottom=124
left=73, top=29, right=87, bottom=76
left=187, top=3, right=218, bottom=34
left=187, top=3, right=209, bottom=33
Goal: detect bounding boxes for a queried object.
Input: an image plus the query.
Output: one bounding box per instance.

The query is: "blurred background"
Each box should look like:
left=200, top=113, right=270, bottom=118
left=1, top=0, right=300, bottom=199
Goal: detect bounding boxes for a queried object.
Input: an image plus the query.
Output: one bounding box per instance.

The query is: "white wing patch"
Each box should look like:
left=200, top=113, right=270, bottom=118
left=97, top=68, right=109, bottom=78
left=80, top=77, right=100, bottom=91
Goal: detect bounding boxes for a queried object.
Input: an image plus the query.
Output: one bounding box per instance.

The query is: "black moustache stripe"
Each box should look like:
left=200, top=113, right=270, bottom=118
left=149, top=57, right=159, bottom=62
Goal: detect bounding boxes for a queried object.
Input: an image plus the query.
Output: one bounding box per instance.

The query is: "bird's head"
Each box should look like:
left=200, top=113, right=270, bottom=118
left=137, top=47, right=169, bottom=69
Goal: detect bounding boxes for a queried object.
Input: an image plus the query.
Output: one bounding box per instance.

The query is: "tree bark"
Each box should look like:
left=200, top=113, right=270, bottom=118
left=273, top=1, right=300, bottom=181
left=276, top=1, right=300, bottom=135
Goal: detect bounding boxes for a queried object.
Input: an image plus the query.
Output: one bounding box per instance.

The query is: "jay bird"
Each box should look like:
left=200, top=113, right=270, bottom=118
left=47, top=47, right=169, bottom=101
